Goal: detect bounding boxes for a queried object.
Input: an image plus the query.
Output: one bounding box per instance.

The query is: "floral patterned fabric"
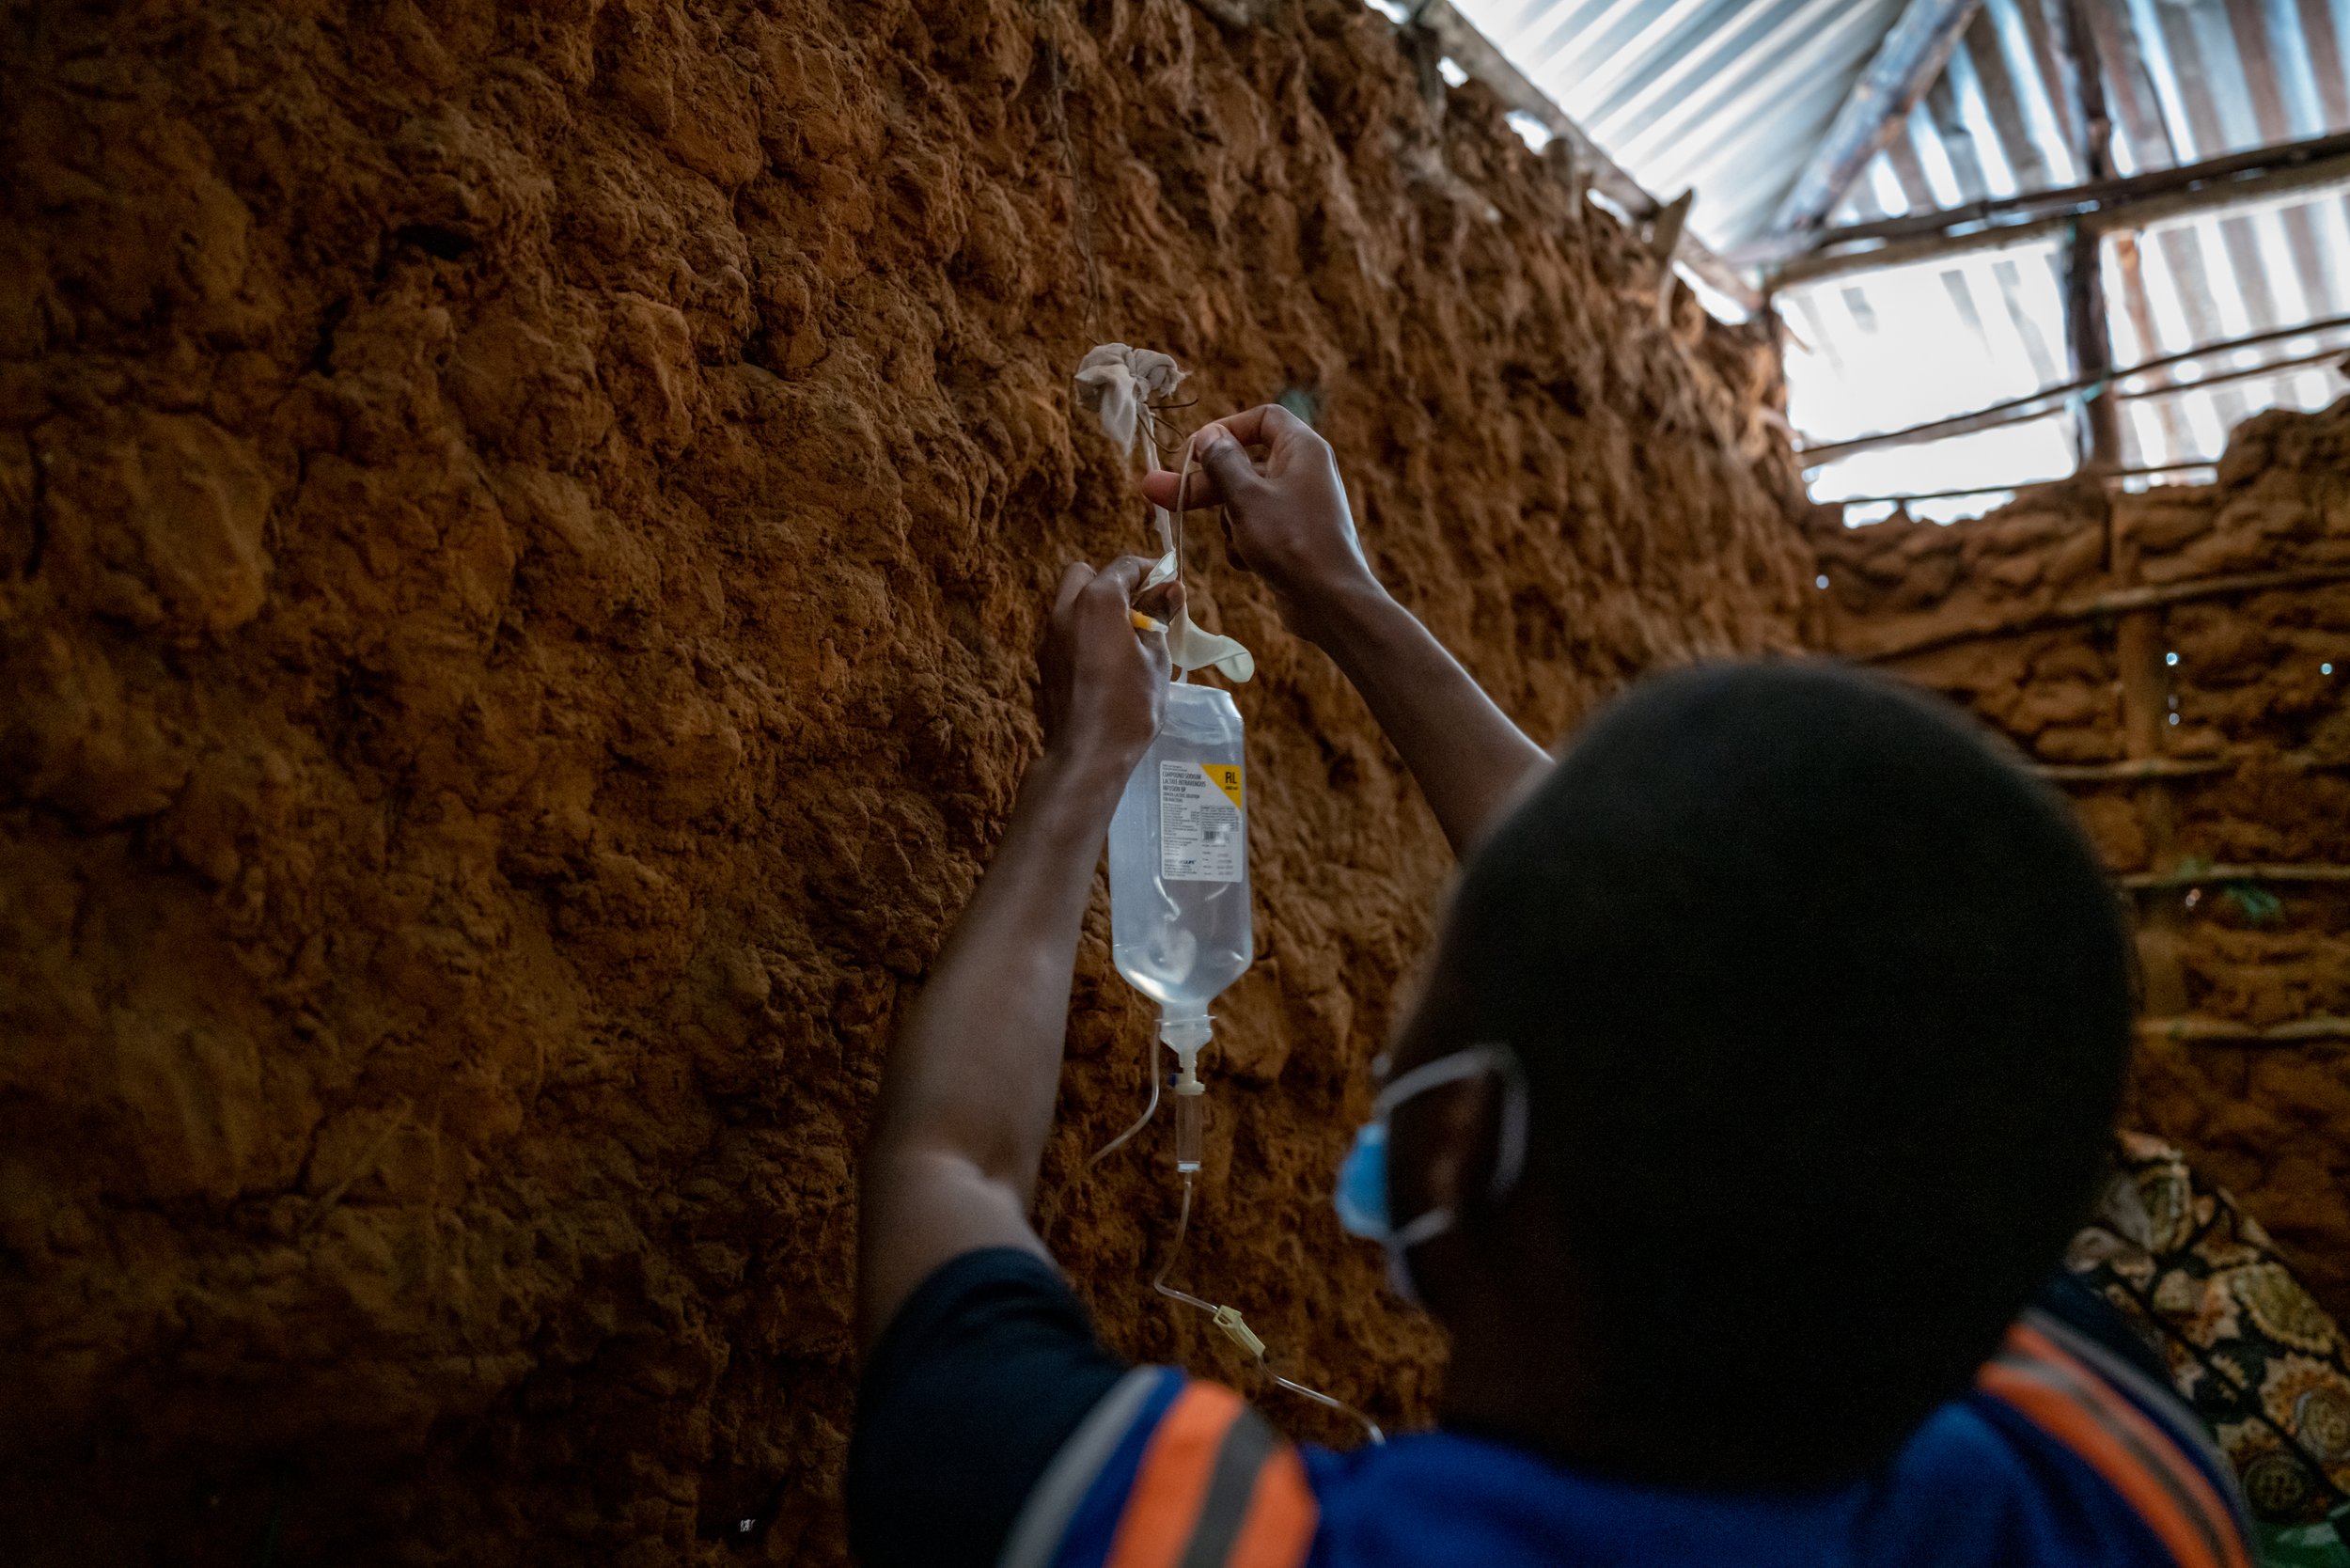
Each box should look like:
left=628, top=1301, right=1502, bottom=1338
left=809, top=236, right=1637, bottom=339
left=2068, top=1133, right=2350, bottom=1564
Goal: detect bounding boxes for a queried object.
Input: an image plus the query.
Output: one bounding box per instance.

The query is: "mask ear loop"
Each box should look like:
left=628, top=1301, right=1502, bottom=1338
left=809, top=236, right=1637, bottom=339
left=1373, top=1043, right=1528, bottom=1255
left=1371, top=1043, right=1518, bottom=1121
left=1486, top=1044, right=1530, bottom=1200
left=1152, top=1168, right=1386, bottom=1446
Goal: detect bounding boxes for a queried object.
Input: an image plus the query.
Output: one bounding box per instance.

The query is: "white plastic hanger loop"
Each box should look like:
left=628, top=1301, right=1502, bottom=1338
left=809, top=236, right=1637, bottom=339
left=1073, top=344, right=1254, bottom=683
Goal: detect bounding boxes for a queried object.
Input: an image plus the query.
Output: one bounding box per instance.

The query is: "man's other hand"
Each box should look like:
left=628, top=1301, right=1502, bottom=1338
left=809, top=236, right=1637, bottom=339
left=1039, top=555, right=1175, bottom=769
left=1139, top=403, right=1386, bottom=643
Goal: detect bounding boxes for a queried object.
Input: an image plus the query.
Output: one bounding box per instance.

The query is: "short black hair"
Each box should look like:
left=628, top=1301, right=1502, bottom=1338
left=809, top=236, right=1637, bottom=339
left=1445, top=660, right=2131, bottom=1482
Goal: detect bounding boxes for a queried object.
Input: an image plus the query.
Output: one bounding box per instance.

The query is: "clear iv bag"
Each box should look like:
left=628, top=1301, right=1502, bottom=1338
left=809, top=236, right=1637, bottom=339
left=1108, top=682, right=1253, bottom=1035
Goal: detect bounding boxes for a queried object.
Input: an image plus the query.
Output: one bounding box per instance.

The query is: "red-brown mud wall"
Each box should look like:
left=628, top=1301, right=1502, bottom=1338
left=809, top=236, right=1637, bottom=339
left=1817, top=403, right=2350, bottom=1322
left=0, top=2, right=1815, bottom=1560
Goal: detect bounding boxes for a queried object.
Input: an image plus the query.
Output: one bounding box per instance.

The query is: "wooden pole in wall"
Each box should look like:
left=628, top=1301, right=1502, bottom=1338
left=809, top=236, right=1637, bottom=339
left=2109, top=235, right=2195, bottom=462
left=2056, top=0, right=2123, bottom=485
left=2103, top=498, right=2189, bottom=1013
left=2122, top=613, right=2191, bottom=1016
left=2056, top=0, right=2182, bottom=1013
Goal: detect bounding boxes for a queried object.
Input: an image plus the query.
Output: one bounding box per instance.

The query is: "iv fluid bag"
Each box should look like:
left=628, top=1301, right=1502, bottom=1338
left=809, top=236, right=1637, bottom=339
left=1108, top=682, right=1252, bottom=1019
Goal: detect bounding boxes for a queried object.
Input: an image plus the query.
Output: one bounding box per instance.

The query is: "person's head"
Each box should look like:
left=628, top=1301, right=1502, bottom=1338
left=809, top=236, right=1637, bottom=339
left=1384, top=660, right=2132, bottom=1488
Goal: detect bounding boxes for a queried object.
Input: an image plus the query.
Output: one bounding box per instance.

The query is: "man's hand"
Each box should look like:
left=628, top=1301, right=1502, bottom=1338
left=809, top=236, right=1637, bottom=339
left=1147, top=403, right=1551, bottom=856
left=1039, top=555, right=1177, bottom=769
left=1139, top=404, right=1386, bottom=644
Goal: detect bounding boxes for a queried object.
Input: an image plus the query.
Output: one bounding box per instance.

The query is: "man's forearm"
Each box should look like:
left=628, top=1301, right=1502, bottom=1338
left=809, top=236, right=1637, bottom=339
left=856, top=745, right=1129, bottom=1343
left=874, top=747, right=1123, bottom=1184
left=1307, top=580, right=1551, bottom=856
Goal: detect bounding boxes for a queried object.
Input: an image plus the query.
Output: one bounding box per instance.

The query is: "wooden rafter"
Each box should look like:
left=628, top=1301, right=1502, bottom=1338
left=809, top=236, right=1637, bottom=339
left=2034, top=757, right=2234, bottom=784
left=1797, top=311, right=2350, bottom=467
left=2139, top=1015, right=2350, bottom=1045
left=2121, top=864, right=2350, bottom=891
left=1850, top=564, right=2350, bottom=664
left=1408, top=0, right=1761, bottom=313
left=1765, top=0, right=1985, bottom=241
left=1738, top=128, right=2350, bottom=283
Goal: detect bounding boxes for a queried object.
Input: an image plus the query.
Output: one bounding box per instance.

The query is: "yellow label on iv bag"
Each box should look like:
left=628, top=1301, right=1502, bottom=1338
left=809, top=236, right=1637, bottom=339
left=1201, top=763, right=1244, bottom=811
left=1160, top=760, right=1245, bottom=883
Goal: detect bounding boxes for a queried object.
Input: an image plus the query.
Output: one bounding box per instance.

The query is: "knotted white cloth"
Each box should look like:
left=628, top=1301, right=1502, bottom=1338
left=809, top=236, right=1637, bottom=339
left=1072, top=344, right=1254, bottom=682
left=1073, top=344, right=1183, bottom=459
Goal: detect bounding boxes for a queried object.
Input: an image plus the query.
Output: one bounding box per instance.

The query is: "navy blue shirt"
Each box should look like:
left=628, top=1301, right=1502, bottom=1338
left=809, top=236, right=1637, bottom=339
left=849, top=1250, right=2250, bottom=1568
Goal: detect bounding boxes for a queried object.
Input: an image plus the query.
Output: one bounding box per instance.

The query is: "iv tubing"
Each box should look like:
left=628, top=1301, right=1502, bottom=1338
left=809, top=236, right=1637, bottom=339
left=1153, top=1171, right=1386, bottom=1446
left=1090, top=420, right=1198, bottom=1173
left=1089, top=1036, right=1163, bottom=1169
left=1117, top=382, right=1374, bottom=1435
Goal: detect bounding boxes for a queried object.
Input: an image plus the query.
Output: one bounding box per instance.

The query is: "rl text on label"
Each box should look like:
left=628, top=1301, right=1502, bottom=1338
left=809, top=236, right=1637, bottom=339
left=1159, top=760, right=1245, bottom=883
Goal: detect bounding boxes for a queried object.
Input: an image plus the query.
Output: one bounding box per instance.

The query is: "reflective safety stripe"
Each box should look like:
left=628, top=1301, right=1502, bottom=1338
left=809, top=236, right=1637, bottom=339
left=2022, top=1309, right=2248, bottom=1523
left=1979, top=1320, right=2252, bottom=1568
left=1102, top=1382, right=1318, bottom=1568
left=1177, top=1404, right=1280, bottom=1568
left=1001, top=1368, right=1167, bottom=1568
left=1106, top=1383, right=1248, bottom=1568
left=1219, top=1445, right=1317, bottom=1568
left=2010, top=1318, right=2249, bottom=1568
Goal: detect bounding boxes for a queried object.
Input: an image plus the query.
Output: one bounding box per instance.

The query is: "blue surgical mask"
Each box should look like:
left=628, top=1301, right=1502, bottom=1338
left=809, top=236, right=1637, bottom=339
left=1334, top=1043, right=1529, bottom=1306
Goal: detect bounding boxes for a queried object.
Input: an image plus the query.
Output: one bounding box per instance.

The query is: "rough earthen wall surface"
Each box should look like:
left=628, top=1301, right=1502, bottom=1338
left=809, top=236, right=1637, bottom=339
left=1818, top=403, right=2350, bottom=1320
left=0, top=2, right=1814, bottom=1560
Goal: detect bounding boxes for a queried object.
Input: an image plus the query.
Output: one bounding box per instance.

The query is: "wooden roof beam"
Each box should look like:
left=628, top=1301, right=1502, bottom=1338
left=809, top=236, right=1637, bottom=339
left=1744, top=128, right=2350, bottom=284
left=1408, top=0, right=1762, bottom=314
left=1763, top=0, right=1985, bottom=241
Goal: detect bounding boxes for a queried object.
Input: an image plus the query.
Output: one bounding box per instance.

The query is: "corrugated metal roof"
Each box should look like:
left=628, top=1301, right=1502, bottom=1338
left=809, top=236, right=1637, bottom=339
left=1453, top=0, right=1914, bottom=248
left=1448, top=0, right=2350, bottom=518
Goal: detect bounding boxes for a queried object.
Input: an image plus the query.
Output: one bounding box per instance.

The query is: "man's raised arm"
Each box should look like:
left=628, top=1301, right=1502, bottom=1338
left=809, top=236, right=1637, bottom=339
left=855, top=557, right=1174, bottom=1351
left=1142, top=406, right=1550, bottom=857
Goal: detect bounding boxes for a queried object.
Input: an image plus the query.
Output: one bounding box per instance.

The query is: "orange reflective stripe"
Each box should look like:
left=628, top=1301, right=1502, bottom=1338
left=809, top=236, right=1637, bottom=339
left=1105, top=1383, right=1247, bottom=1568
left=1221, top=1444, right=1318, bottom=1568
left=1979, top=1324, right=2248, bottom=1568
left=2004, top=1324, right=2249, bottom=1568
left=1981, top=1357, right=2218, bottom=1568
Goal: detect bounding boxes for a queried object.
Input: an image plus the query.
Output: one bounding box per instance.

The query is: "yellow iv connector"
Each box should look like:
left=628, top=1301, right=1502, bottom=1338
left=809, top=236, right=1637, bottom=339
left=1153, top=1169, right=1385, bottom=1447
left=1090, top=1025, right=1382, bottom=1444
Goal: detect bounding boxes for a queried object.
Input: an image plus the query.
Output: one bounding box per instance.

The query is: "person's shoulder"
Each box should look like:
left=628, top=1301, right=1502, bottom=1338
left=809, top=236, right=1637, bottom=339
left=1963, top=1307, right=2254, bottom=1568
left=850, top=1247, right=1136, bottom=1568
left=999, top=1366, right=1318, bottom=1568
